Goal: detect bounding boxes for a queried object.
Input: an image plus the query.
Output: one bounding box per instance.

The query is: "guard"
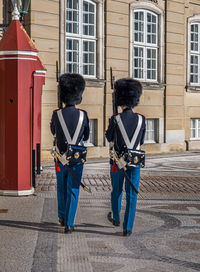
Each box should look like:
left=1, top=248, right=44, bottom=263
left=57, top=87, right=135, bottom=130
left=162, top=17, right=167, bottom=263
left=106, top=78, right=146, bottom=236
left=50, top=73, right=89, bottom=234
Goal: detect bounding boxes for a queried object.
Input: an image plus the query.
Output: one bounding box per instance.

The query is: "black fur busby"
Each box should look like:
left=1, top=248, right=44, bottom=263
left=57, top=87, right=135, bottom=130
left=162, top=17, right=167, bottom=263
left=114, top=78, right=142, bottom=108
left=59, top=73, right=86, bottom=105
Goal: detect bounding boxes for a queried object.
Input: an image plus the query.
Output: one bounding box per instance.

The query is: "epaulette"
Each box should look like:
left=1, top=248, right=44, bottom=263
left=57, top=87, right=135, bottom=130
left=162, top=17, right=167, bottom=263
left=112, top=113, right=119, bottom=117
left=78, top=108, right=86, bottom=113
left=136, top=112, right=145, bottom=117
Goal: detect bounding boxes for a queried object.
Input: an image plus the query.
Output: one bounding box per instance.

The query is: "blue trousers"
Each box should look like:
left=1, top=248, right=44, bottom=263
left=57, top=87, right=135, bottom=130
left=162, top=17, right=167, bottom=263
left=55, top=162, right=83, bottom=227
left=110, top=164, right=140, bottom=231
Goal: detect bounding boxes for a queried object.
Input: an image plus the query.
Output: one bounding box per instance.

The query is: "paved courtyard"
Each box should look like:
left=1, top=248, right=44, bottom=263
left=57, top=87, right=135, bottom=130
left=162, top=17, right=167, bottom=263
left=0, top=151, right=200, bottom=271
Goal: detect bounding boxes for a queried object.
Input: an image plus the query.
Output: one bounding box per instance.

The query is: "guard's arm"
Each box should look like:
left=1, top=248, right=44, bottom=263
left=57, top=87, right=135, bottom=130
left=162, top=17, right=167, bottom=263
left=105, top=116, right=115, bottom=142
left=83, top=111, right=90, bottom=141
left=50, top=111, right=56, bottom=135
left=140, top=116, right=146, bottom=146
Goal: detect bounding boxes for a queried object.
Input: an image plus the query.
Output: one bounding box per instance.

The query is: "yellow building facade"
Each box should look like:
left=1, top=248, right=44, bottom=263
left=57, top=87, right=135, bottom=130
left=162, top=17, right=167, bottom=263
left=1, top=0, right=200, bottom=159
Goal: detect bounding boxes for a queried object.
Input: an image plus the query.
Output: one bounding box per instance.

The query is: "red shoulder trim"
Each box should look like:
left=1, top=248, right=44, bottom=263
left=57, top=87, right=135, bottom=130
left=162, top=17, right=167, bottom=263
left=112, top=113, right=119, bottom=116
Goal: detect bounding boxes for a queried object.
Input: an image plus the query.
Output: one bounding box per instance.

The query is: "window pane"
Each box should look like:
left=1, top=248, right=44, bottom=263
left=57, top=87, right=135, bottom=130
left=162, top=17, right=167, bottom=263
left=66, top=39, right=79, bottom=73
left=83, top=1, right=95, bottom=37
left=66, top=0, right=79, bottom=34
left=191, top=24, right=199, bottom=52
left=67, top=52, right=72, bottom=61
left=83, top=1, right=88, bottom=11
left=66, top=39, right=72, bottom=49
left=147, top=12, right=157, bottom=45
left=147, top=48, right=157, bottom=80
left=85, top=119, right=96, bottom=145
left=190, top=119, right=200, bottom=139
left=83, top=54, right=88, bottom=63
left=83, top=41, right=95, bottom=76
left=83, top=25, right=88, bottom=35
left=190, top=55, right=199, bottom=83
left=89, top=42, right=94, bottom=51
left=144, top=119, right=157, bottom=142
left=89, top=65, right=95, bottom=75
left=191, top=129, right=196, bottom=138
left=134, top=47, right=144, bottom=79
left=89, top=53, right=94, bottom=63
left=134, top=11, right=144, bottom=42
left=89, top=25, right=94, bottom=36
left=73, top=64, right=79, bottom=73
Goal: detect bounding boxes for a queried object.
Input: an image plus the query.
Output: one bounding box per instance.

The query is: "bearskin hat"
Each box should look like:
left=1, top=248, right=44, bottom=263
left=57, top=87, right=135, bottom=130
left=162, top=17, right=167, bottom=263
left=114, top=78, right=142, bottom=108
left=59, top=73, right=86, bottom=105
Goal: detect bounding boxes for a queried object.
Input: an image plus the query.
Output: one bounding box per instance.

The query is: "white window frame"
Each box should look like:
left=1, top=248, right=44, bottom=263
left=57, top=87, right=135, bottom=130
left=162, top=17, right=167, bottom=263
left=188, top=15, right=200, bottom=87
left=190, top=118, right=200, bottom=140
left=133, top=9, right=158, bottom=82
left=130, top=2, right=164, bottom=83
left=65, top=0, right=97, bottom=78
left=144, top=119, right=158, bottom=144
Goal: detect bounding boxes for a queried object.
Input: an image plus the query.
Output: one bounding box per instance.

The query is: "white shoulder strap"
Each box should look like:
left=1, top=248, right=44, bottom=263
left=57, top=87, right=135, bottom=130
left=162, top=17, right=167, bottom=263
left=57, top=110, right=84, bottom=145
left=115, top=114, right=143, bottom=149
left=72, top=110, right=84, bottom=144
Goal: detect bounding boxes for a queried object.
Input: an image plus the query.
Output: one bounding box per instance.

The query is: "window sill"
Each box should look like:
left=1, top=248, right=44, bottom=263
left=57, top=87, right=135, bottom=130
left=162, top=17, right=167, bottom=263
left=186, top=86, right=200, bottom=93
left=144, top=141, right=157, bottom=144
left=142, top=82, right=165, bottom=91
left=85, top=78, right=105, bottom=88
left=190, top=138, right=200, bottom=141
left=84, top=142, right=95, bottom=147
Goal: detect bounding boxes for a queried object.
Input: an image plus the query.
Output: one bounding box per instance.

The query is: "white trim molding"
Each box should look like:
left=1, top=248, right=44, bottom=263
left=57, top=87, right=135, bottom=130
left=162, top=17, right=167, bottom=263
left=0, top=51, right=38, bottom=56
left=187, top=15, right=200, bottom=88
left=0, top=187, right=34, bottom=196
left=0, top=57, right=37, bottom=61
left=34, top=70, right=46, bottom=74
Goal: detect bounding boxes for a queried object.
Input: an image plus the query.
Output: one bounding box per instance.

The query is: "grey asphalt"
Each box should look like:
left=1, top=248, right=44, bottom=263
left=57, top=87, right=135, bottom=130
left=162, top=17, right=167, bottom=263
left=0, top=151, right=200, bottom=272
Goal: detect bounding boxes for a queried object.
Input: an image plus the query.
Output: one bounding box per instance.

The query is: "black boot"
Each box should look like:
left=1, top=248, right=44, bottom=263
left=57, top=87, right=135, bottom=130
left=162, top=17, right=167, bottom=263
left=123, top=229, right=132, bottom=237
left=64, top=226, right=74, bottom=234
left=107, top=212, right=120, bottom=226
left=58, top=218, right=64, bottom=227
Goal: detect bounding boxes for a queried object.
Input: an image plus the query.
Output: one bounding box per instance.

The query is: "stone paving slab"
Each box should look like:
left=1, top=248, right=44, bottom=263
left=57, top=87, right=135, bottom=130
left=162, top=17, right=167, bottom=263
left=1, top=190, right=200, bottom=271
left=36, top=172, right=200, bottom=196
left=1, top=152, right=200, bottom=272
left=0, top=196, right=44, bottom=272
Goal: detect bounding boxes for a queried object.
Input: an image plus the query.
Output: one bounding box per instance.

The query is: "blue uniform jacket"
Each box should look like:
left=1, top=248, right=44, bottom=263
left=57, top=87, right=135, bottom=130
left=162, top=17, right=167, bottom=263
left=105, top=108, right=146, bottom=155
left=50, top=105, right=89, bottom=154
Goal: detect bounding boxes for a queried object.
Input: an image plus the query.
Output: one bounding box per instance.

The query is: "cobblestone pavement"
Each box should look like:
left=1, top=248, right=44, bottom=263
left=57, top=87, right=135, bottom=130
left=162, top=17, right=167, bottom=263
left=36, top=152, right=200, bottom=197
left=0, top=152, right=200, bottom=272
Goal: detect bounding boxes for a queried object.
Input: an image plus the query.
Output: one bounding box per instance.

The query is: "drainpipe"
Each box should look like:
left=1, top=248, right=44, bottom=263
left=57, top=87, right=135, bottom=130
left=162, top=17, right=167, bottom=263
left=103, top=0, right=107, bottom=146
left=164, top=0, right=167, bottom=143
left=184, top=140, right=189, bottom=151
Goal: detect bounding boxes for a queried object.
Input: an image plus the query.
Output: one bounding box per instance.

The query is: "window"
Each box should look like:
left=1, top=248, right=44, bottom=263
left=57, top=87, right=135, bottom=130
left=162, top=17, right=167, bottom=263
left=0, top=0, right=8, bottom=39
left=133, top=9, right=158, bottom=82
left=190, top=119, right=200, bottom=139
left=84, top=119, right=97, bottom=146
left=66, top=0, right=96, bottom=77
left=144, top=119, right=158, bottom=143
left=190, top=23, right=200, bottom=85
